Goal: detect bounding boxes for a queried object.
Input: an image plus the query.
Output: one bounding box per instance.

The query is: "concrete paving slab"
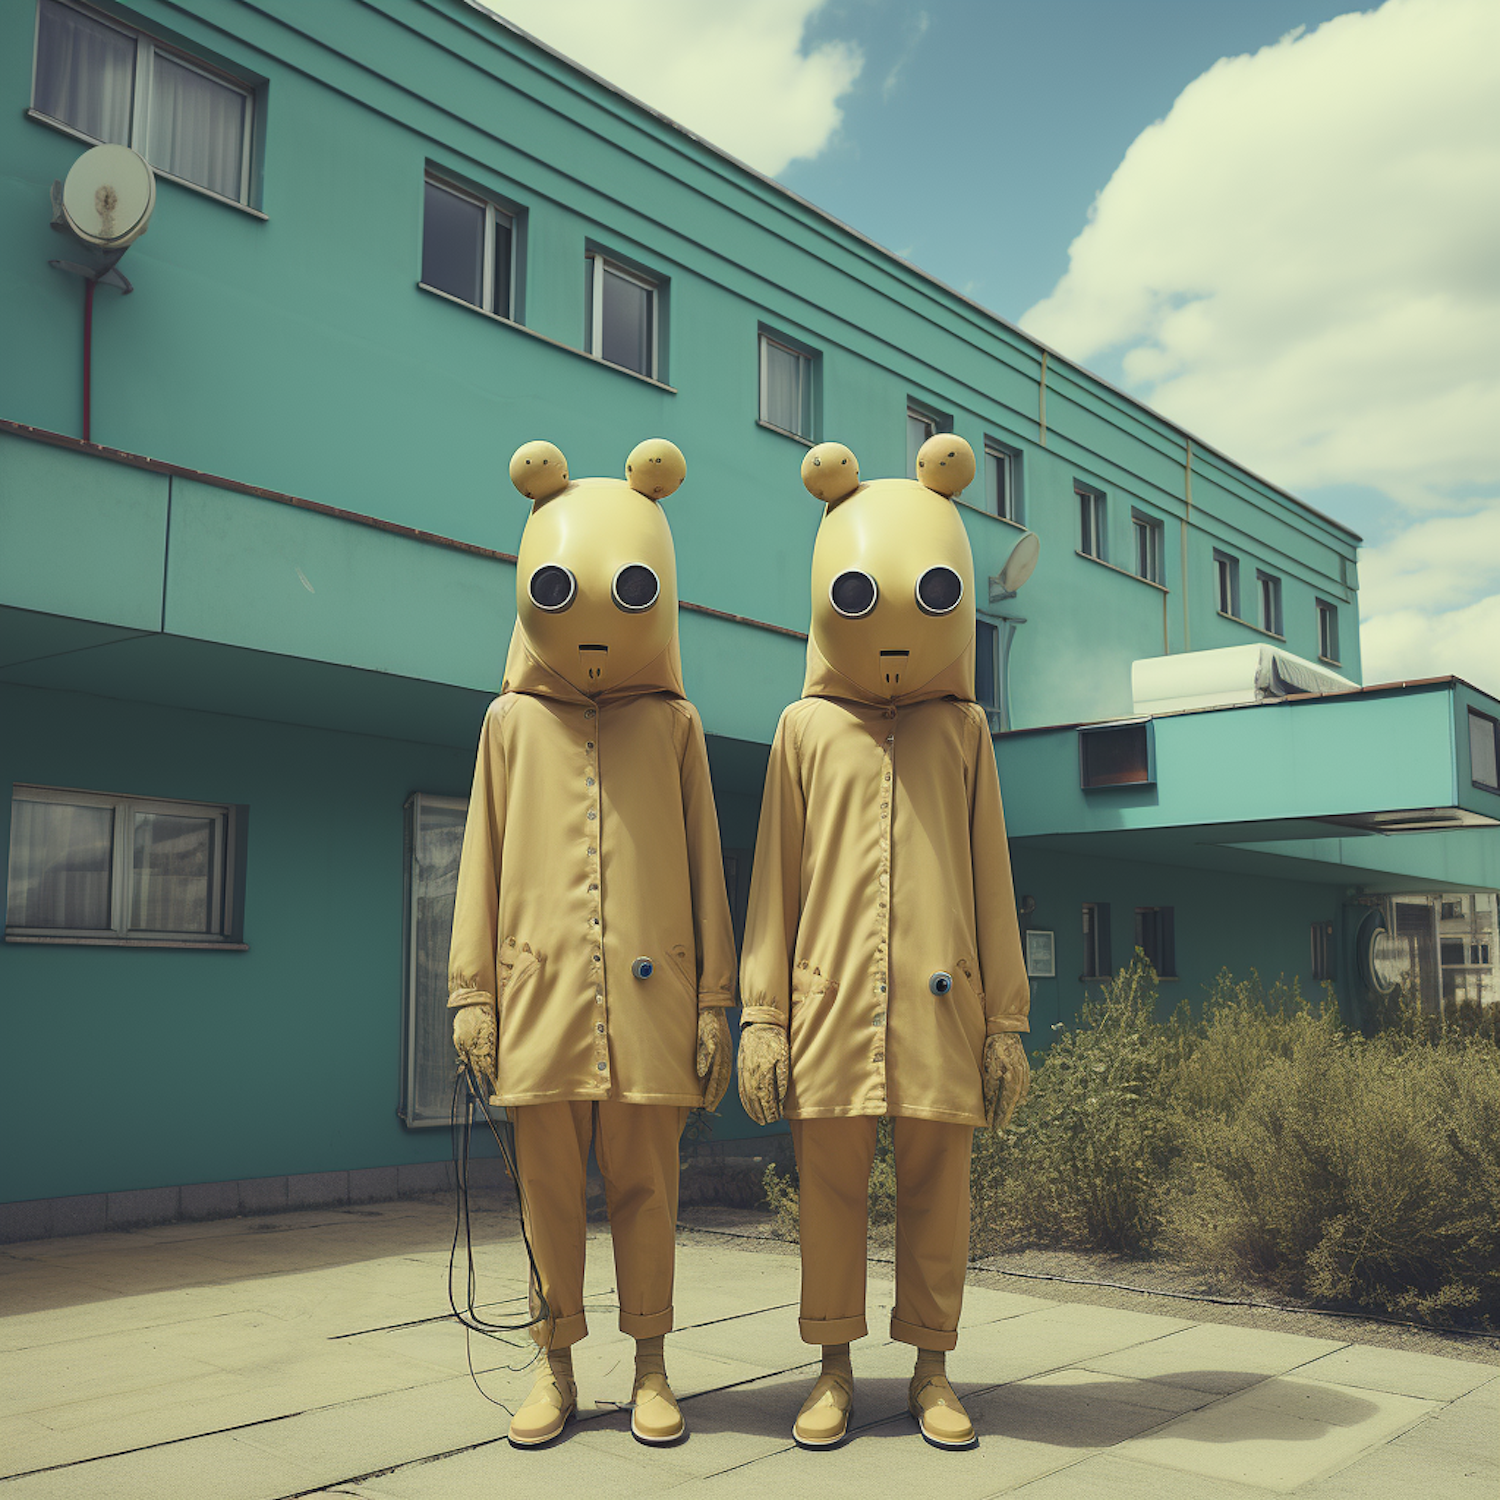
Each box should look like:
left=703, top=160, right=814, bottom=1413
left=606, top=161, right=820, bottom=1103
left=1008, top=1451, right=1272, bottom=1498
left=1082, top=1321, right=1348, bottom=1394
left=1289, top=1343, right=1498, bottom=1402
left=1111, top=1376, right=1437, bottom=1493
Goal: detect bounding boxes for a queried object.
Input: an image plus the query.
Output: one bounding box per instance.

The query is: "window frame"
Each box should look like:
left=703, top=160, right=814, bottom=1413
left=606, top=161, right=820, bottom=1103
left=421, top=171, right=517, bottom=322
left=983, top=438, right=1023, bottom=523
left=1214, top=549, right=1242, bottom=619
left=1134, top=905, right=1177, bottom=978
left=1077, top=482, right=1107, bottom=562
left=1316, top=598, right=1341, bottom=664
left=1082, top=901, right=1113, bottom=979
left=1470, top=709, right=1500, bottom=793
left=1131, top=509, right=1164, bottom=585
left=1311, top=920, right=1336, bottom=981
left=585, top=250, right=663, bottom=381
left=974, top=616, right=1000, bottom=714
left=6, top=783, right=240, bottom=945
left=1256, top=570, right=1284, bottom=637
left=30, top=0, right=257, bottom=208
left=758, top=329, right=818, bottom=443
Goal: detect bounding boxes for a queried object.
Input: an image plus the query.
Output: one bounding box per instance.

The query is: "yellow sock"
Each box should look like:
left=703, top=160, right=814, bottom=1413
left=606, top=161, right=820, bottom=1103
left=546, top=1346, right=574, bottom=1384
left=635, top=1334, right=667, bottom=1380
left=913, top=1348, right=946, bottom=1382
left=822, top=1342, right=853, bottom=1381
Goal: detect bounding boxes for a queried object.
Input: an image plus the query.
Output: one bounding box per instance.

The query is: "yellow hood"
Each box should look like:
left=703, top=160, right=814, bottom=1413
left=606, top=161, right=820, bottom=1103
left=501, top=619, right=686, bottom=705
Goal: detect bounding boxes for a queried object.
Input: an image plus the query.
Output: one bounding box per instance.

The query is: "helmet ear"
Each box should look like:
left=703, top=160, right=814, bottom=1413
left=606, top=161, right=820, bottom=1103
left=510, top=440, right=569, bottom=503
left=915, top=434, right=975, bottom=498
left=626, top=438, right=686, bottom=500
left=802, top=442, right=860, bottom=506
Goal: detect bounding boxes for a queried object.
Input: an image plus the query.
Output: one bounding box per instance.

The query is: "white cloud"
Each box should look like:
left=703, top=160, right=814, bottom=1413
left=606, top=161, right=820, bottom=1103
left=1019, top=0, right=1500, bottom=694
left=485, top=0, right=862, bottom=175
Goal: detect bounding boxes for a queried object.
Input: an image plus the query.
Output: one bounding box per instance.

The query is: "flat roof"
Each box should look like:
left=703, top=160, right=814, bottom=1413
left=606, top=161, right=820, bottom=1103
left=459, top=0, right=1362, bottom=545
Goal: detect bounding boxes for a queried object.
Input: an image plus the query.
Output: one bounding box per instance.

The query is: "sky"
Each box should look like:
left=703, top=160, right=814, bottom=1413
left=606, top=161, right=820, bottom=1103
left=489, top=0, right=1500, bottom=695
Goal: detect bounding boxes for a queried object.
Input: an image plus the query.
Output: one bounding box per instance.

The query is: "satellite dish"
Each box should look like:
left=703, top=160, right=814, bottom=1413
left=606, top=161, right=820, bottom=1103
left=60, top=144, right=155, bottom=249
left=998, top=531, right=1040, bottom=595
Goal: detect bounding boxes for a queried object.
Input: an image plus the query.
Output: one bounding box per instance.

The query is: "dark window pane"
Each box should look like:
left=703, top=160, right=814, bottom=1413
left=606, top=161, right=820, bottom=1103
left=34, top=0, right=135, bottom=143
left=975, top=620, right=998, bottom=707
left=1471, top=712, right=1499, bottom=790
left=601, top=267, right=651, bottom=374
left=6, top=799, right=114, bottom=930
left=422, top=181, right=485, bottom=305
left=492, top=216, right=512, bottom=319
left=764, top=340, right=804, bottom=434
left=1080, top=723, right=1152, bottom=787
left=131, top=811, right=216, bottom=933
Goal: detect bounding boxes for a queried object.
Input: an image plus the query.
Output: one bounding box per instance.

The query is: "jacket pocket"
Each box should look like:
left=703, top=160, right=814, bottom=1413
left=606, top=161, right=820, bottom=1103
left=789, top=963, right=838, bottom=1031
left=496, top=937, right=542, bottom=1021
left=663, top=942, right=698, bottom=1003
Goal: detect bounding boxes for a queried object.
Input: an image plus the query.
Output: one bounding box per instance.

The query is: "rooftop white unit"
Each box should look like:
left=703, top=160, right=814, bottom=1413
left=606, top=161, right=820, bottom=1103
left=1132, top=644, right=1357, bottom=716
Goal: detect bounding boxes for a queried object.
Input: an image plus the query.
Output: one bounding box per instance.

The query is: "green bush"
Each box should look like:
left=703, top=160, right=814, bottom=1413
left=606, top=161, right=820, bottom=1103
left=761, top=954, right=1500, bottom=1326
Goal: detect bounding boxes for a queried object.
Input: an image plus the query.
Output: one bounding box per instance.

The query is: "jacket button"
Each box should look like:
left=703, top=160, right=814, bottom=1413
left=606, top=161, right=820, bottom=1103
left=584, top=709, right=595, bottom=718
left=596, top=1061, right=606, bottom=1071
left=587, top=810, right=596, bottom=820
left=596, top=1022, right=605, bottom=1034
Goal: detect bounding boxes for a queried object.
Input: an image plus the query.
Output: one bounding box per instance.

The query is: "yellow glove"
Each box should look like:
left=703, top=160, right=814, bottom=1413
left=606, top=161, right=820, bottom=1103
left=737, top=1023, right=789, bottom=1125
left=983, top=1033, right=1030, bottom=1132
left=452, top=1001, right=497, bottom=1090
left=696, top=1010, right=733, bottom=1111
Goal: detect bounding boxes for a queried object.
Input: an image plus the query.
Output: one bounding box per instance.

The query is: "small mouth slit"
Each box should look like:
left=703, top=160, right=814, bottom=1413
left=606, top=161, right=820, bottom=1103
left=879, top=649, right=910, bottom=657
left=578, top=644, right=609, bottom=652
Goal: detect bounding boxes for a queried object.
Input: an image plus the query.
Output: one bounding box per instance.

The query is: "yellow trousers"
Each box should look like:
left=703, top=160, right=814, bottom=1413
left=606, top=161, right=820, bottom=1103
left=790, top=1115, right=973, bottom=1350
left=509, top=1100, right=688, bottom=1349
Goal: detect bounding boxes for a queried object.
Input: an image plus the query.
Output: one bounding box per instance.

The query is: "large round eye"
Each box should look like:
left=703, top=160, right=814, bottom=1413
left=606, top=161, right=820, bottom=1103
left=916, top=565, right=964, bottom=615
left=612, top=563, right=660, bottom=612
left=829, top=570, right=878, bottom=619
left=528, top=564, right=576, bottom=612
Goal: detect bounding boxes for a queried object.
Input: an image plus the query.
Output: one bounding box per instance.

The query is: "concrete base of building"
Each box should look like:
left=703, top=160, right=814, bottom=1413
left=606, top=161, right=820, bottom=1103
left=0, top=1158, right=515, bottom=1245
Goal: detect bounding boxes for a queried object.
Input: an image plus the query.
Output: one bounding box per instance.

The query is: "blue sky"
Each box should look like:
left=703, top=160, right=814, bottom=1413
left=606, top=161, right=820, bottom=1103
left=497, top=0, right=1499, bottom=693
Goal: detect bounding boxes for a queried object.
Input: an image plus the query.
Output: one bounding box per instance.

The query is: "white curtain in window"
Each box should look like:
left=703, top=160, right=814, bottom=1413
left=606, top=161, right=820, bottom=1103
left=131, top=811, right=216, bottom=933
left=5, top=799, right=114, bottom=930
left=763, top=341, right=804, bottom=435
left=148, top=52, right=245, bottom=200
left=34, top=0, right=135, bottom=143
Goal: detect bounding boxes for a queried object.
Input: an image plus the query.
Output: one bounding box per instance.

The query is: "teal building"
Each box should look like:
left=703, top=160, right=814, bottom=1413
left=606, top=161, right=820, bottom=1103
left=4, top=0, right=1499, bottom=1239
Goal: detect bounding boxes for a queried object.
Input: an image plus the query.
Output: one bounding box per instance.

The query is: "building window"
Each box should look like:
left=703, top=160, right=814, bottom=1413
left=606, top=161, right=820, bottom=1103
left=1474, top=944, right=1492, bottom=967
left=1311, top=920, right=1336, bottom=981
left=1441, top=898, right=1465, bottom=920
left=6, top=785, right=240, bottom=942
left=1024, top=929, right=1056, bottom=978
left=975, top=618, right=999, bottom=714
left=1078, top=484, right=1107, bottom=561
left=1134, top=906, right=1176, bottom=978
left=1215, top=550, right=1241, bottom=618
left=1132, top=510, right=1163, bottom=584
left=585, top=252, right=662, bottom=380
left=399, top=793, right=467, bottom=1127
left=984, top=440, right=1022, bottom=522
left=1469, top=709, right=1500, bottom=792
left=906, top=402, right=951, bottom=477
left=1317, top=599, right=1340, bottom=663
left=759, top=331, right=816, bottom=440
left=1079, top=720, right=1154, bottom=788
left=1257, top=571, right=1284, bottom=636
left=422, top=174, right=515, bottom=320
left=1082, top=902, right=1112, bottom=979
left=32, top=0, right=255, bottom=205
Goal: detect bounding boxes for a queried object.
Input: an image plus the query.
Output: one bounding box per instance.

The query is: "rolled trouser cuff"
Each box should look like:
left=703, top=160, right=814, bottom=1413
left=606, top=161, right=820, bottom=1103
left=891, top=1315, right=957, bottom=1351
left=799, top=1313, right=868, bottom=1345
left=620, top=1305, right=674, bottom=1339
left=535, top=1309, right=588, bottom=1349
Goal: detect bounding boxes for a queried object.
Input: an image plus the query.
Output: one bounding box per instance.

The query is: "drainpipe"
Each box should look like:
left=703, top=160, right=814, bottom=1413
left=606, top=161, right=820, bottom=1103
left=82, top=278, right=95, bottom=442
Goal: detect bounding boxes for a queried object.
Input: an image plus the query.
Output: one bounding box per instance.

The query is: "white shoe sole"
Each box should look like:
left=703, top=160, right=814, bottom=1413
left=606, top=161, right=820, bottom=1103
left=792, top=1409, right=852, bottom=1449
left=632, top=1409, right=686, bottom=1446
left=507, top=1405, right=576, bottom=1449
left=911, top=1411, right=977, bottom=1450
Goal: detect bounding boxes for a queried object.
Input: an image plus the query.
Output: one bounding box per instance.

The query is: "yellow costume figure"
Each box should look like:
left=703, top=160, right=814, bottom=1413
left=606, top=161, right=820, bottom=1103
left=738, top=435, right=1031, bottom=1450
left=448, top=438, right=736, bottom=1450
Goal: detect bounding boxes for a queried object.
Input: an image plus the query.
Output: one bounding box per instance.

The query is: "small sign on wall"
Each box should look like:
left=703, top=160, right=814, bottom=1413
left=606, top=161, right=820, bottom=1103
left=1025, top=929, right=1055, bottom=978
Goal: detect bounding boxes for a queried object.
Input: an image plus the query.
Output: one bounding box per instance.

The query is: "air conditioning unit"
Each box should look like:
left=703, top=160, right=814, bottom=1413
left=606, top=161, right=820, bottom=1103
left=1132, top=644, right=1356, bottom=716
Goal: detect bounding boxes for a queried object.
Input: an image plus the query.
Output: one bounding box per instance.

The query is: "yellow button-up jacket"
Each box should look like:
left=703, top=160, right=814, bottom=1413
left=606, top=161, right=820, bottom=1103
left=740, top=691, right=1029, bottom=1127
left=448, top=645, right=735, bottom=1108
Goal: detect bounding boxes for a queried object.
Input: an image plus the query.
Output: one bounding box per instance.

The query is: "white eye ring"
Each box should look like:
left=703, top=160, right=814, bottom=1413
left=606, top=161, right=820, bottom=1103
left=829, top=570, right=879, bottom=619
left=915, top=566, right=965, bottom=616
left=528, top=564, right=577, bottom=612
left=612, top=563, right=661, bottom=613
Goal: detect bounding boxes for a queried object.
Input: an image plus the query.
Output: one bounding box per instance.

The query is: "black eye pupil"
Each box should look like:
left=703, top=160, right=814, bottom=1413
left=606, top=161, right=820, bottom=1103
left=614, top=564, right=660, bottom=611
left=529, top=564, right=575, bottom=611
left=917, top=566, right=963, bottom=615
left=831, top=571, right=877, bottom=618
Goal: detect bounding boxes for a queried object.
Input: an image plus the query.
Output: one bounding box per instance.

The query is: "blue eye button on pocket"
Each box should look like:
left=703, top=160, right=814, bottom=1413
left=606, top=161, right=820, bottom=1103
left=929, top=971, right=953, bottom=996
left=632, top=957, right=654, bottom=980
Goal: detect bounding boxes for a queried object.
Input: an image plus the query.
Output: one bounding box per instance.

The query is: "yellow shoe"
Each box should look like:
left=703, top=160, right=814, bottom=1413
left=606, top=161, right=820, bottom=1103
left=507, top=1369, right=577, bottom=1448
left=631, top=1371, right=686, bottom=1445
left=908, top=1374, right=976, bottom=1450
left=793, top=1371, right=854, bottom=1449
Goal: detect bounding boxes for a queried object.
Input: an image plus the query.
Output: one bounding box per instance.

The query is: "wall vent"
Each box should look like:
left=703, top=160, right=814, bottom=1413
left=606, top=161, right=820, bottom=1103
left=1079, top=719, right=1155, bottom=789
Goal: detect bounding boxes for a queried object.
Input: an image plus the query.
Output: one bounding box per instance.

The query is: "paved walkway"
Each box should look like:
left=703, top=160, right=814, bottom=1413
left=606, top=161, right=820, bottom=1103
left=1, top=1200, right=1495, bottom=1498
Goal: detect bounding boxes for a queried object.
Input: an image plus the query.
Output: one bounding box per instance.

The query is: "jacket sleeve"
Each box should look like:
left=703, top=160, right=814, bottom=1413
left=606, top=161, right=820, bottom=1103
left=738, top=706, right=806, bottom=1029
left=679, top=704, right=736, bottom=1010
left=970, top=707, right=1030, bottom=1035
left=447, top=700, right=507, bottom=1010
